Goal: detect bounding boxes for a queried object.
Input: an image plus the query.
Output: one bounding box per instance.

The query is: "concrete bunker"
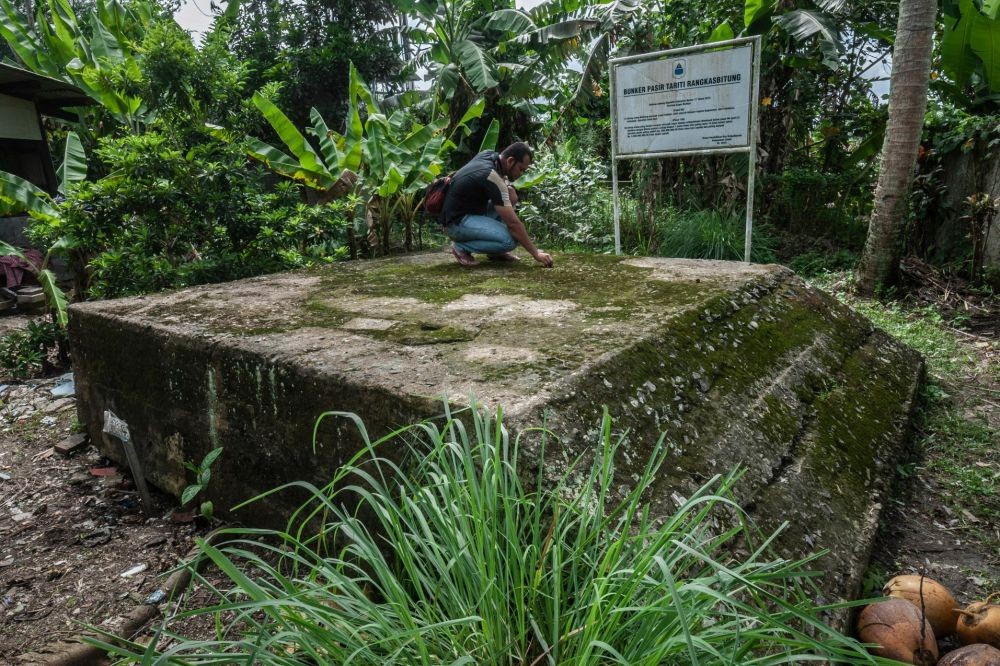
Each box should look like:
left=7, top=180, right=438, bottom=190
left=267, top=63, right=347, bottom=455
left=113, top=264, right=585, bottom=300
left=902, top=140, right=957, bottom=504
left=69, top=252, right=923, bottom=606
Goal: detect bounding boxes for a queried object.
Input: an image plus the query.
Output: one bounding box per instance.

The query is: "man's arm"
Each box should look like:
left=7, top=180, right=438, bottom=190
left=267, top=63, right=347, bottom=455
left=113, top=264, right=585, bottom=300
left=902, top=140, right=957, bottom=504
left=495, top=204, right=553, bottom=267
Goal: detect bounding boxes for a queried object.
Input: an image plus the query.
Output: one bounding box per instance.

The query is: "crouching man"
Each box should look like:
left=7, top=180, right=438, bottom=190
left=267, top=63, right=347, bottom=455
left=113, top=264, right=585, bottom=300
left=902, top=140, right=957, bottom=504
left=442, top=142, right=554, bottom=268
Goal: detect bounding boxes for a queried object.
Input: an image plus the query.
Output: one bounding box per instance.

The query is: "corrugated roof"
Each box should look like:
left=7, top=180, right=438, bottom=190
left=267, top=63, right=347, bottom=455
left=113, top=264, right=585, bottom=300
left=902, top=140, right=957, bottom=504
left=0, top=62, right=94, bottom=119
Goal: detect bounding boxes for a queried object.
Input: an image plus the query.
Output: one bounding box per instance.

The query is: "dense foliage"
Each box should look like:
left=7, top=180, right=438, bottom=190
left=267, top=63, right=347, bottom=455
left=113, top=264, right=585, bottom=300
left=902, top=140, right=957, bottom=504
left=39, top=133, right=350, bottom=298
left=0, top=0, right=997, bottom=313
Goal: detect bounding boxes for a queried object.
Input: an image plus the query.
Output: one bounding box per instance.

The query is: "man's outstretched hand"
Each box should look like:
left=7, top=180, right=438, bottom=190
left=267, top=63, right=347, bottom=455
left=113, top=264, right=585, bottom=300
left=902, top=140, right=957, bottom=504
left=533, top=251, right=554, bottom=268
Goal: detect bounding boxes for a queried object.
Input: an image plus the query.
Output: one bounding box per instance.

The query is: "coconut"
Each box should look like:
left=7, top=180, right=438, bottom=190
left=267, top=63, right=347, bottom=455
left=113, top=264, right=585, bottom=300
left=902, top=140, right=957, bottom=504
left=938, top=644, right=1000, bottom=665
left=957, top=600, right=1000, bottom=649
left=884, top=574, right=960, bottom=638
left=857, top=598, right=939, bottom=665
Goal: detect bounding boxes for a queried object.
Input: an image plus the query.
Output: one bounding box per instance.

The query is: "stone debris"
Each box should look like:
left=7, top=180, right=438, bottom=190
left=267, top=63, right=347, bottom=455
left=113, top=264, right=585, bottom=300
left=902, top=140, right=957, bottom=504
left=54, top=433, right=89, bottom=456
left=0, top=375, right=79, bottom=425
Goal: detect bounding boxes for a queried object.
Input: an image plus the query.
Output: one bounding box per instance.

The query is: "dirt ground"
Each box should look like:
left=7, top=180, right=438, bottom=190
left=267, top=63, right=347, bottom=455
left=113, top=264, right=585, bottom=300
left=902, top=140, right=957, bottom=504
left=0, top=316, right=209, bottom=663
left=0, top=274, right=998, bottom=663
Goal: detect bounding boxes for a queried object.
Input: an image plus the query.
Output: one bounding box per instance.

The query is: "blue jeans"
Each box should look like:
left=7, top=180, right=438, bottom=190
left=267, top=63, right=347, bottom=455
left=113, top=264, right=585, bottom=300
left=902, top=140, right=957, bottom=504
left=446, top=209, right=517, bottom=255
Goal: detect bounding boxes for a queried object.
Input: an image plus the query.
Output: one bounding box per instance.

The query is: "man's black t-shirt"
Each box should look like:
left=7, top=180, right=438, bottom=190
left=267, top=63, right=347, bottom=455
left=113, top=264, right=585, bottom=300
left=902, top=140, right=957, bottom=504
left=442, top=151, right=511, bottom=226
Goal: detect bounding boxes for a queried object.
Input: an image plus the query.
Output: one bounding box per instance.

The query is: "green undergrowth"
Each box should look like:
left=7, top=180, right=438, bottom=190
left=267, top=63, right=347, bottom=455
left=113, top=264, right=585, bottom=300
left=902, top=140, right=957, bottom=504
left=808, top=271, right=1000, bottom=569
left=87, top=404, right=892, bottom=665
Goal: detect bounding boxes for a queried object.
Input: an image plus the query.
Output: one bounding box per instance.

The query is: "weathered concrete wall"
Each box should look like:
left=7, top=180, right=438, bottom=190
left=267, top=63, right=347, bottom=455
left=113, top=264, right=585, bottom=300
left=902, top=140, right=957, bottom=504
left=68, top=253, right=922, bottom=609
left=930, top=147, right=1000, bottom=271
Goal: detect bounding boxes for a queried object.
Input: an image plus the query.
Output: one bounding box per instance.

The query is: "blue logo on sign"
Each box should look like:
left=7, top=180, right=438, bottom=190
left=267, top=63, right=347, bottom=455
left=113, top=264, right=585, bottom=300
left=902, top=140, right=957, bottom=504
left=673, top=60, right=686, bottom=78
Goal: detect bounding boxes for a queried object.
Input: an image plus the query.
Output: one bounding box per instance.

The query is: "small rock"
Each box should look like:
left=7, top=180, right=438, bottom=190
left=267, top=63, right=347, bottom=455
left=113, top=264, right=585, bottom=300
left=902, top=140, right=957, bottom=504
left=55, top=434, right=88, bottom=456
left=67, top=471, right=92, bottom=486
left=44, top=398, right=75, bottom=414
left=79, top=528, right=112, bottom=547
left=143, top=536, right=167, bottom=548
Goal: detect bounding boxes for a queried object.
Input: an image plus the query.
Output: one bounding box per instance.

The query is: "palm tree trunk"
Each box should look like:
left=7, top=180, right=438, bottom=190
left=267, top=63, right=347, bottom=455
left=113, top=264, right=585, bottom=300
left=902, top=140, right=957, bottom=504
left=856, top=0, right=936, bottom=296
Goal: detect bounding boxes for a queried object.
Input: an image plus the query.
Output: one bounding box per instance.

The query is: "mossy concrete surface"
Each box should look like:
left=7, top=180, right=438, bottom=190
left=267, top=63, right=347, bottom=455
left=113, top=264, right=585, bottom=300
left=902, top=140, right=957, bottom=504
left=68, top=251, right=922, bottom=609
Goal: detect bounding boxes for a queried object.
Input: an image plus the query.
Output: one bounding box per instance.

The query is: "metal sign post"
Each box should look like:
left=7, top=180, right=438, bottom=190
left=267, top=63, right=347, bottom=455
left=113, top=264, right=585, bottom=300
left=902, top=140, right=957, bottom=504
left=609, top=36, right=762, bottom=262
left=103, top=409, right=154, bottom=515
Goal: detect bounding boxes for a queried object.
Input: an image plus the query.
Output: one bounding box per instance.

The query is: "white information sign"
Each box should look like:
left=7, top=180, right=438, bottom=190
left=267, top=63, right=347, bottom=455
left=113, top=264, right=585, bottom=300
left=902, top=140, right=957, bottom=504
left=614, top=44, right=754, bottom=156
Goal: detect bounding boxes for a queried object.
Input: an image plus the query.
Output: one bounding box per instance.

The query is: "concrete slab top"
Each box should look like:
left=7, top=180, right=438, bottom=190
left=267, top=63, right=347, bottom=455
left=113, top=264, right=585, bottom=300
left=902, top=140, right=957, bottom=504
left=76, top=252, right=780, bottom=413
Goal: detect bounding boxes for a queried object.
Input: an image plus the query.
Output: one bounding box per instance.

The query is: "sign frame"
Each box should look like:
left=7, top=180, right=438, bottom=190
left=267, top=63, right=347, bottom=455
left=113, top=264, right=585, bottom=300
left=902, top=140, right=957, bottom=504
left=609, top=36, right=761, bottom=261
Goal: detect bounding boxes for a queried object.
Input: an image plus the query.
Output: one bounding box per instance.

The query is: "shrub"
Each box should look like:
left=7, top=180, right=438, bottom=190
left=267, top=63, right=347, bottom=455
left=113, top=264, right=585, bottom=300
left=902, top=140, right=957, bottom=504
left=766, top=167, right=869, bottom=248
left=518, top=139, right=612, bottom=251
left=0, top=320, right=66, bottom=379
left=91, top=405, right=878, bottom=664
left=788, top=249, right=859, bottom=276
left=31, top=132, right=351, bottom=299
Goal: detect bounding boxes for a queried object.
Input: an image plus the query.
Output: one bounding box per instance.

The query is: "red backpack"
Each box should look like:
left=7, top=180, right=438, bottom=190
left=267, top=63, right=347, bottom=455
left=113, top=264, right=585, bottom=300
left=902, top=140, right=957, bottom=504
left=421, top=174, right=452, bottom=217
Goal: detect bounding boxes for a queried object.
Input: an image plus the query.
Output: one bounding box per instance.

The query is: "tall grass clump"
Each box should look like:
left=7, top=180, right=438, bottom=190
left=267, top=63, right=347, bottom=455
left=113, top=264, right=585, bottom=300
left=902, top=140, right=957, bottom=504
left=657, top=209, right=776, bottom=263
left=90, top=405, right=885, bottom=664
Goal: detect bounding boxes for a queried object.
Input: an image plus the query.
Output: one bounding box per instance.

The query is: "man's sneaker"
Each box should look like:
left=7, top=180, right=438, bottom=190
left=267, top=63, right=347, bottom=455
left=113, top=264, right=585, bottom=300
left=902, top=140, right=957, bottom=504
left=451, top=246, right=478, bottom=267
left=487, top=251, right=520, bottom=262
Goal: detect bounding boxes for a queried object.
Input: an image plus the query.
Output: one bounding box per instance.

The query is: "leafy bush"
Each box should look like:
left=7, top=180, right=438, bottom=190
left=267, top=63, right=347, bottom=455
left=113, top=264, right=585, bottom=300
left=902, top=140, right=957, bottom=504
left=518, top=139, right=612, bottom=250
left=0, top=320, right=67, bottom=379
left=788, top=249, right=859, bottom=276
left=30, top=132, right=350, bottom=299
left=766, top=167, right=870, bottom=248
left=91, top=405, right=878, bottom=664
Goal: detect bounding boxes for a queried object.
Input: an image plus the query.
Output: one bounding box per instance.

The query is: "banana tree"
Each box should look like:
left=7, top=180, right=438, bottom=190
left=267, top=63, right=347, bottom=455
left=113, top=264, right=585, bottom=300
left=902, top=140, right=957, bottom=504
left=229, top=63, right=488, bottom=254
left=0, top=0, right=152, bottom=130
left=394, top=0, right=604, bottom=132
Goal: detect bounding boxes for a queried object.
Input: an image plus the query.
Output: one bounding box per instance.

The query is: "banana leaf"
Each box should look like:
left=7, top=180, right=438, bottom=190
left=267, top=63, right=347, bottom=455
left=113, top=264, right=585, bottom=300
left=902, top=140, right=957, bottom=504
left=349, top=61, right=381, bottom=116
left=479, top=118, right=500, bottom=152
left=376, top=164, right=405, bottom=198
left=0, top=170, right=60, bottom=220
left=969, top=8, right=1000, bottom=92
left=458, top=98, right=486, bottom=129
left=483, top=9, right=535, bottom=34
left=344, top=65, right=365, bottom=171
left=48, top=0, right=83, bottom=59
left=453, top=38, right=498, bottom=91
left=309, top=108, right=345, bottom=171
left=744, top=0, right=773, bottom=29
left=0, top=0, right=50, bottom=73
left=56, top=131, right=87, bottom=195
left=35, top=11, right=76, bottom=68
left=89, top=11, right=126, bottom=63
left=708, top=21, right=734, bottom=43
left=245, top=138, right=333, bottom=189
left=774, top=10, right=843, bottom=69
left=37, top=268, right=69, bottom=328
left=253, top=93, right=330, bottom=177
left=941, top=0, right=983, bottom=89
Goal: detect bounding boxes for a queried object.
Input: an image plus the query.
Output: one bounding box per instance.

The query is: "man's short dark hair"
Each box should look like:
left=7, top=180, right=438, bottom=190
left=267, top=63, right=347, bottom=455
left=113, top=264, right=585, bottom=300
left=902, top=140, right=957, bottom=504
left=501, top=141, right=533, bottom=163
